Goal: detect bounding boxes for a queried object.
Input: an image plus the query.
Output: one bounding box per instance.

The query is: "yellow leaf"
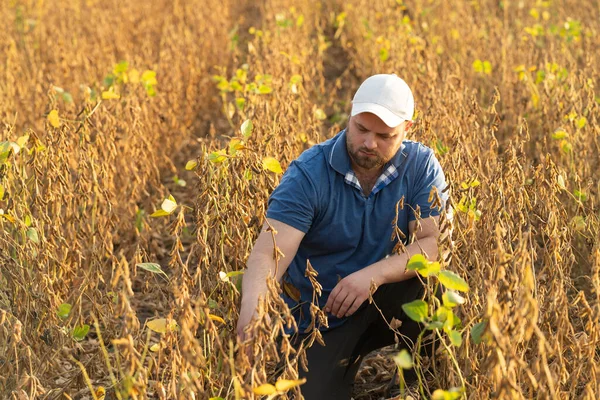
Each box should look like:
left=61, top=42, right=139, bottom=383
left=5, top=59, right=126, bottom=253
left=314, top=108, right=327, bottom=120
left=275, top=378, right=307, bottom=392
left=47, top=110, right=60, bottom=128
left=252, top=384, right=277, bottom=395
left=102, top=91, right=120, bottom=100
left=16, top=135, right=29, bottom=148
left=141, top=70, right=158, bottom=86
left=150, top=209, right=170, bottom=217
left=128, top=69, right=140, bottom=84
left=228, top=138, right=245, bottom=155
left=208, top=150, right=227, bottom=164
left=185, top=160, right=198, bottom=170
left=150, top=343, right=160, bottom=352
left=95, top=386, right=106, bottom=400
left=208, top=314, right=225, bottom=324
left=262, top=157, right=283, bottom=174
left=146, top=318, right=167, bottom=333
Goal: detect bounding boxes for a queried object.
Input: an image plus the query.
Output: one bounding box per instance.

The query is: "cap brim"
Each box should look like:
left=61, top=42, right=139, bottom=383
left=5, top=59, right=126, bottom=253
left=350, top=102, right=409, bottom=128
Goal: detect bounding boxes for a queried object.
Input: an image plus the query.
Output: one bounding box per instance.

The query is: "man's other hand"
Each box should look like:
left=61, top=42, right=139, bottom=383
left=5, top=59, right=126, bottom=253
left=324, top=268, right=377, bottom=318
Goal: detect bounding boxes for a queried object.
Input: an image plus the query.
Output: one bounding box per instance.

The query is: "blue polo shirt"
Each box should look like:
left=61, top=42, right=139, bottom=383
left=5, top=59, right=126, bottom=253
left=266, top=129, right=448, bottom=333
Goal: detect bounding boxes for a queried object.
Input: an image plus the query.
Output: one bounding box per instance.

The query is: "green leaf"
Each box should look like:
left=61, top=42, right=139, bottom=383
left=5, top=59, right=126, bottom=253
left=426, top=321, right=444, bottom=330
left=438, top=270, right=469, bottom=292
left=442, top=291, right=466, bottom=308
left=57, top=303, right=72, bottom=319
left=574, top=189, right=587, bottom=202
left=62, top=92, right=73, bottom=103
left=401, top=300, right=428, bottom=323
left=235, top=97, right=245, bottom=111
left=241, top=119, right=253, bottom=138
left=435, top=139, right=449, bottom=155
left=448, top=329, right=462, bottom=347
left=576, top=116, right=587, bottom=129
left=406, top=254, right=427, bottom=270
left=208, top=299, right=218, bottom=309
left=0, top=142, right=11, bottom=164
left=0, top=184, right=4, bottom=201
left=406, top=254, right=440, bottom=277
left=471, top=321, right=487, bottom=344
left=422, top=261, right=441, bottom=277
left=225, top=270, right=245, bottom=278
left=433, top=306, right=449, bottom=323
left=392, top=349, right=413, bottom=369
left=443, top=309, right=460, bottom=332
left=72, top=324, right=90, bottom=341
left=379, top=47, right=389, bottom=62
left=136, top=262, right=168, bottom=279
left=26, top=228, right=39, bottom=244
left=103, top=74, right=115, bottom=88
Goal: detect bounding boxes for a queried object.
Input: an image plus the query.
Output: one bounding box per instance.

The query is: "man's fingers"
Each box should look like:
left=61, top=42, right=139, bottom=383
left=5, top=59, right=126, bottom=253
left=345, top=296, right=364, bottom=317
left=329, top=289, right=348, bottom=316
left=324, top=283, right=342, bottom=312
left=336, top=294, right=356, bottom=318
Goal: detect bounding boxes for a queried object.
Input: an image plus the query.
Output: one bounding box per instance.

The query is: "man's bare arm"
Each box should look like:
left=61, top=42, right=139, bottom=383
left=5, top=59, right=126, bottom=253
left=373, top=215, right=442, bottom=286
left=325, top=216, right=441, bottom=318
left=237, top=218, right=305, bottom=338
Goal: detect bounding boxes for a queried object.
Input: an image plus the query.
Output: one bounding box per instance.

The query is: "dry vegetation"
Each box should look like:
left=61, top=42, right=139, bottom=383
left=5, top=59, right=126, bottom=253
left=1, top=0, right=599, bottom=399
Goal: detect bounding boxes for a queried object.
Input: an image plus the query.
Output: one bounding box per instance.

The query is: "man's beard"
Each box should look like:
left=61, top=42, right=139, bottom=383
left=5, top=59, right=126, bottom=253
left=346, top=137, right=385, bottom=170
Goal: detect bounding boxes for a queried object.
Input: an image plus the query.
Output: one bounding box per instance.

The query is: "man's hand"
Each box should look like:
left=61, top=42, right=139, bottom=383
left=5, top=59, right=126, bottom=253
left=324, top=267, right=380, bottom=318
left=236, top=303, right=255, bottom=342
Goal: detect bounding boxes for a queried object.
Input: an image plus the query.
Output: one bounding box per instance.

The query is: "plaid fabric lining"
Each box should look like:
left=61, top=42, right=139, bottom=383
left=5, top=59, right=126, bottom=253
left=344, top=163, right=399, bottom=197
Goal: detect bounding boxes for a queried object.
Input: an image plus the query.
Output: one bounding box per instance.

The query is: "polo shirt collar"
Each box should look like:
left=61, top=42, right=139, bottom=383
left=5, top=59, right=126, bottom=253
left=328, top=129, right=408, bottom=175
left=329, top=129, right=352, bottom=175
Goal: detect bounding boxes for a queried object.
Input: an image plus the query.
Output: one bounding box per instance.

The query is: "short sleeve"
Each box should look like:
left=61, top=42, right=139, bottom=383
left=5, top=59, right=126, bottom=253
left=408, top=151, right=448, bottom=222
left=266, top=161, right=317, bottom=233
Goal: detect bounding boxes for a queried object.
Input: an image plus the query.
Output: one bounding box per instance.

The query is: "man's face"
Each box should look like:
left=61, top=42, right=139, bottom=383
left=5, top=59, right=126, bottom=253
left=346, top=112, right=410, bottom=171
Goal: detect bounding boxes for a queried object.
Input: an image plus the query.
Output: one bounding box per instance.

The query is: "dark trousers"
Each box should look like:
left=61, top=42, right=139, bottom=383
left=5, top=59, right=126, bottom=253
left=293, top=277, right=439, bottom=400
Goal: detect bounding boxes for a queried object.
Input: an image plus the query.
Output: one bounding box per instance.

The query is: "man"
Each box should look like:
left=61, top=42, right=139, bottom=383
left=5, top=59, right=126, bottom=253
left=237, top=74, right=448, bottom=398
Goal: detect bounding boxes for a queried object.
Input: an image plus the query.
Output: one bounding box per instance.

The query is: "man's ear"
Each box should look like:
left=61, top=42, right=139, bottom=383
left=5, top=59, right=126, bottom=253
left=404, top=121, right=414, bottom=131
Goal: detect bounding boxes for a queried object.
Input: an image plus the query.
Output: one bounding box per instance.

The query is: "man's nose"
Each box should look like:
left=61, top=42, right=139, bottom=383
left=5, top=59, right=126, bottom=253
left=364, top=134, right=377, bottom=150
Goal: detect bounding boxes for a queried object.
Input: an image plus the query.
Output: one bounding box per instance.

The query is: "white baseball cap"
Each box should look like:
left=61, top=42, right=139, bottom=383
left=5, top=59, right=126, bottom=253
left=350, top=74, right=415, bottom=128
